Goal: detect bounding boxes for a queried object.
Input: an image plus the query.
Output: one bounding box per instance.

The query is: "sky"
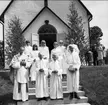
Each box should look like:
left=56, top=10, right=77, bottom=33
left=0, top=0, right=108, bottom=48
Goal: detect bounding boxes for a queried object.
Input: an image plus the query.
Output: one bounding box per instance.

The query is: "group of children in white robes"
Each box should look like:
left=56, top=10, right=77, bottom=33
left=10, top=39, right=81, bottom=102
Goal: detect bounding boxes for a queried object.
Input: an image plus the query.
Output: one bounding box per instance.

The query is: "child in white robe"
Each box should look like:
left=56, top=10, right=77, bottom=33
left=65, top=45, right=81, bottom=100
left=10, top=47, right=32, bottom=102
left=35, top=53, right=49, bottom=101
left=30, top=44, right=40, bottom=84
left=49, top=54, right=63, bottom=100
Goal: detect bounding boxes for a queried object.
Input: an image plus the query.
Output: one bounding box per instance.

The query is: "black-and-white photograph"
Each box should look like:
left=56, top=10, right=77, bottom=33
left=0, top=0, right=108, bottom=105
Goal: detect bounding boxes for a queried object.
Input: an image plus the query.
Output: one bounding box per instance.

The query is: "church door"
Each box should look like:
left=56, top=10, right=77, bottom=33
left=38, top=20, right=57, bottom=52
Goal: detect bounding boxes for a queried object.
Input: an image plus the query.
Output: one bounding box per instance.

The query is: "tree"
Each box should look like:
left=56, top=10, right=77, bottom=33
left=6, top=16, right=25, bottom=64
left=90, top=26, right=103, bottom=46
left=65, top=1, right=88, bottom=59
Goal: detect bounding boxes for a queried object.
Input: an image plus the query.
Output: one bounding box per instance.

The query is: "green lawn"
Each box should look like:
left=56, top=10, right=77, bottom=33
left=80, top=65, right=108, bottom=105
left=0, top=66, right=108, bottom=105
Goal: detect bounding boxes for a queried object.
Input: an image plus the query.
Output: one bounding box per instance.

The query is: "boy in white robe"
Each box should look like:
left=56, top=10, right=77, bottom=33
left=10, top=47, right=32, bottom=102
left=49, top=54, right=63, bottom=100
left=35, top=53, right=49, bottom=101
left=66, top=45, right=81, bottom=100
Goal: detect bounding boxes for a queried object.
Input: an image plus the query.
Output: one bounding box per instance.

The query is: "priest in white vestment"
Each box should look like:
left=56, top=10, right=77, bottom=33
left=49, top=54, right=63, bottom=99
left=35, top=53, right=49, bottom=101
left=30, top=44, right=40, bottom=84
left=39, top=40, right=49, bottom=60
left=65, top=45, right=81, bottom=100
left=10, top=47, right=32, bottom=102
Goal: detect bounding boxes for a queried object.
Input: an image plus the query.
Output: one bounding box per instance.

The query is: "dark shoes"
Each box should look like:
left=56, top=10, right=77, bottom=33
left=37, top=97, right=49, bottom=101
left=44, top=97, right=49, bottom=101
left=69, top=92, right=73, bottom=100
left=69, top=92, right=80, bottom=100
left=74, top=92, right=80, bottom=99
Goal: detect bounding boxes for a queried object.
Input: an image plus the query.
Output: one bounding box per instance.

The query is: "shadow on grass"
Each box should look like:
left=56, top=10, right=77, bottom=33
left=0, top=72, right=10, bottom=80
left=0, top=93, right=16, bottom=105
left=0, top=71, right=16, bottom=105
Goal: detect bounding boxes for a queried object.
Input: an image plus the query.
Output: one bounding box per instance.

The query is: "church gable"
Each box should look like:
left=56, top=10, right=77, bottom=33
left=23, top=7, right=70, bottom=34
left=23, top=7, right=69, bottom=41
left=22, top=6, right=71, bottom=48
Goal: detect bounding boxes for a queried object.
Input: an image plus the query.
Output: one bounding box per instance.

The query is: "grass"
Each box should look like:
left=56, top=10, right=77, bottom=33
left=80, top=65, right=108, bottom=105
left=0, top=72, right=16, bottom=105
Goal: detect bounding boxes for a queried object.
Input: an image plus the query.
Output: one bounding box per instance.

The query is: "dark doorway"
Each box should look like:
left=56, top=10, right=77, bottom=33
left=38, top=20, right=57, bottom=52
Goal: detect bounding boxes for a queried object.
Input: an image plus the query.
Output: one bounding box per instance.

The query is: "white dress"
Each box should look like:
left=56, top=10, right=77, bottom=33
left=49, top=60, right=63, bottom=99
left=30, top=50, right=40, bottom=81
left=35, top=58, right=49, bottom=98
left=66, top=51, right=81, bottom=92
